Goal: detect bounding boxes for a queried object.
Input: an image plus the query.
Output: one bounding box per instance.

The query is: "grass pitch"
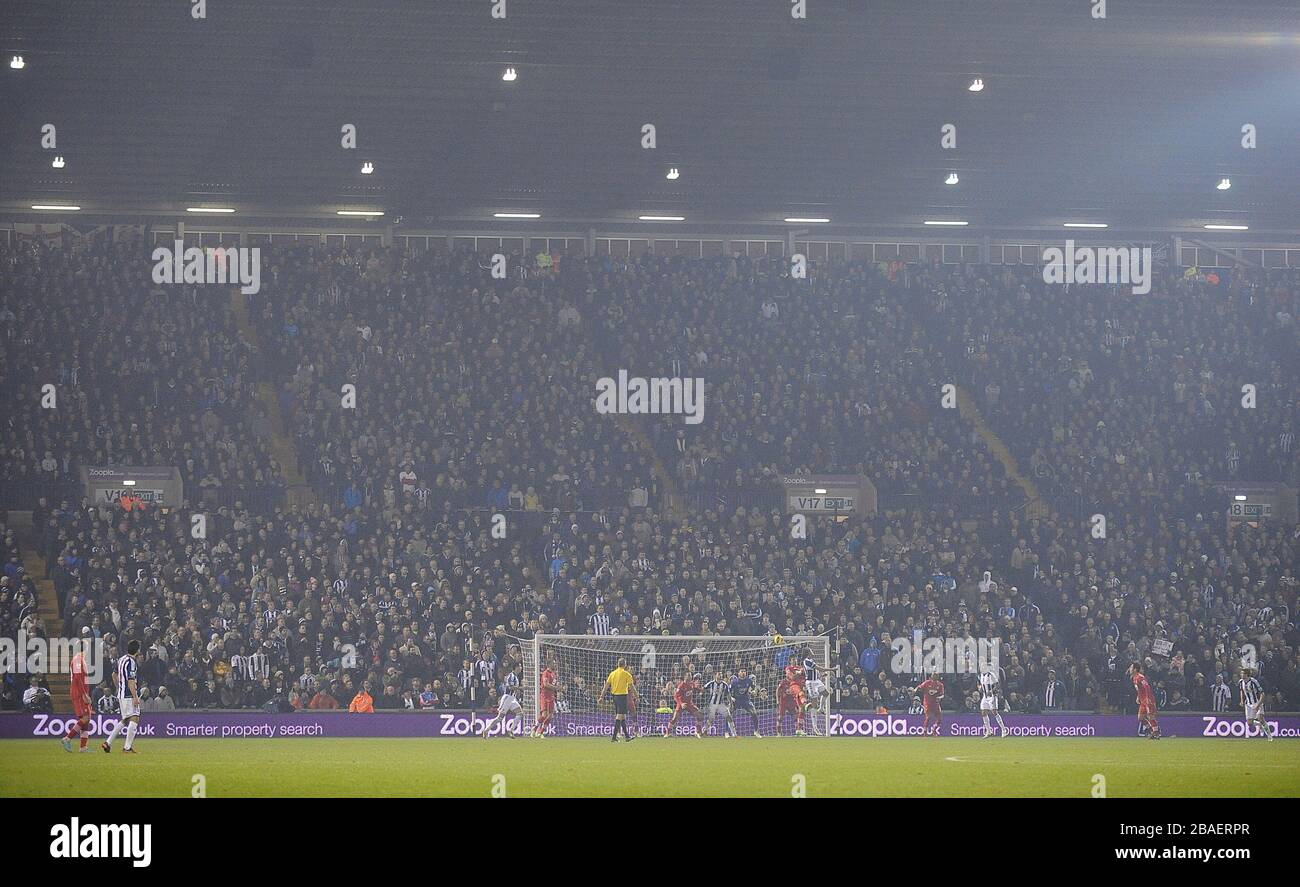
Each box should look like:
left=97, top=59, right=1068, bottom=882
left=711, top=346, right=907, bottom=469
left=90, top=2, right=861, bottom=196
left=2, top=736, right=1297, bottom=798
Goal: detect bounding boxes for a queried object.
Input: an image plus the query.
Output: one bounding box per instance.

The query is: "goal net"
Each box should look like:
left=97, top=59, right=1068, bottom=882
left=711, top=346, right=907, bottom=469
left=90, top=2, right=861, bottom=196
left=522, top=634, right=832, bottom=737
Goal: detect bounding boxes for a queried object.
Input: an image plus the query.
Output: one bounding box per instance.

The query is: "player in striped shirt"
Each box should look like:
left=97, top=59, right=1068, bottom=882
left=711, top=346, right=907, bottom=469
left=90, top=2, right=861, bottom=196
left=1239, top=668, right=1274, bottom=741
left=102, top=640, right=142, bottom=754
left=978, top=671, right=1008, bottom=738
left=701, top=667, right=737, bottom=738
left=481, top=687, right=523, bottom=739
left=799, top=648, right=838, bottom=736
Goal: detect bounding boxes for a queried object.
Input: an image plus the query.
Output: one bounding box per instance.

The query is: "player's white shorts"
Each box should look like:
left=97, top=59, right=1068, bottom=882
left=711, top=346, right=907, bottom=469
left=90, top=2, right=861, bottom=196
left=979, top=697, right=998, bottom=712
left=118, top=696, right=139, bottom=719
left=805, top=680, right=826, bottom=699
left=498, top=702, right=522, bottom=720
left=708, top=704, right=731, bottom=723
left=1245, top=702, right=1263, bottom=721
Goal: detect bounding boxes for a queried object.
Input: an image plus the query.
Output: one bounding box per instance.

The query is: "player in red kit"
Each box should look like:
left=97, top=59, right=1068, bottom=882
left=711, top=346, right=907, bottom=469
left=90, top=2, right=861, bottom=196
left=60, top=637, right=94, bottom=753
left=915, top=673, right=945, bottom=736
left=784, top=660, right=808, bottom=703
left=1129, top=663, right=1161, bottom=740
left=783, top=660, right=809, bottom=735
left=532, top=660, right=559, bottom=738
left=665, top=672, right=705, bottom=737
left=775, top=675, right=805, bottom=736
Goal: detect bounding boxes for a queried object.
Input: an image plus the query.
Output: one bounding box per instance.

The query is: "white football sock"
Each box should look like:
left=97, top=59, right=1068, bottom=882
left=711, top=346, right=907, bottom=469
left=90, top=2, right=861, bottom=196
left=105, top=719, right=123, bottom=746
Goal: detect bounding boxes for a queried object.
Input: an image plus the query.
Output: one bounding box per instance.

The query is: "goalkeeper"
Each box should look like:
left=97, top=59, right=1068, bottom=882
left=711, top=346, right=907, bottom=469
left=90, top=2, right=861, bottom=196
left=729, top=667, right=762, bottom=737
left=599, top=658, right=639, bottom=743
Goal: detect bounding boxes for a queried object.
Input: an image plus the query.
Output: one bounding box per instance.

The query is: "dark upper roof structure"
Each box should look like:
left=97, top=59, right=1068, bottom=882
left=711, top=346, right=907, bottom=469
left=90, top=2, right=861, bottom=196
left=2, top=0, right=1298, bottom=232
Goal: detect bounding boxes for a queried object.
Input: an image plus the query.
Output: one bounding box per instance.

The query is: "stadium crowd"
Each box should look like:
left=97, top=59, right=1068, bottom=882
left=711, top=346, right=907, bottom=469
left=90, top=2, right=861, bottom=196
left=259, top=245, right=657, bottom=514
left=1, top=236, right=1296, bottom=717
left=918, top=260, right=1298, bottom=520
left=594, top=252, right=1022, bottom=517
left=0, top=236, right=287, bottom=512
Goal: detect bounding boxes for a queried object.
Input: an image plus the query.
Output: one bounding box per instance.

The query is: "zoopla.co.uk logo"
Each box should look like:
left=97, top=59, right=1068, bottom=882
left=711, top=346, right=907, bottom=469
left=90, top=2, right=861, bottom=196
left=30, top=713, right=157, bottom=737
left=437, top=712, right=523, bottom=736
left=1200, top=716, right=1278, bottom=738
left=828, top=714, right=915, bottom=737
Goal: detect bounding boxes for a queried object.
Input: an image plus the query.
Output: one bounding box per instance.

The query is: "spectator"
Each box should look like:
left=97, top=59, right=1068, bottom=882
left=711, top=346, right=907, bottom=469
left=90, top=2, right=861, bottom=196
left=23, top=677, right=52, bottom=713
left=349, top=682, right=375, bottom=713
left=309, top=685, right=340, bottom=710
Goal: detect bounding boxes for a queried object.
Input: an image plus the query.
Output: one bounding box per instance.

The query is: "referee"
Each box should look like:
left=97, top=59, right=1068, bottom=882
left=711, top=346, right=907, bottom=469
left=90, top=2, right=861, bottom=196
left=600, top=657, right=638, bottom=743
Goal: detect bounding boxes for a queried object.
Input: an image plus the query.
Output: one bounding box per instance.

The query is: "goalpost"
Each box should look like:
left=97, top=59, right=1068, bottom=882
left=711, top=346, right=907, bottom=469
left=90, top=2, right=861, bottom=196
left=522, top=634, right=832, bottom=737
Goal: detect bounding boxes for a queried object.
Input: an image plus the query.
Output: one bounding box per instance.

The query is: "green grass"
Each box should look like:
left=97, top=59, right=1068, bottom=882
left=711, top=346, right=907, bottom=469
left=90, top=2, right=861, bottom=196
left=2, top=736, right=1298, bottom=797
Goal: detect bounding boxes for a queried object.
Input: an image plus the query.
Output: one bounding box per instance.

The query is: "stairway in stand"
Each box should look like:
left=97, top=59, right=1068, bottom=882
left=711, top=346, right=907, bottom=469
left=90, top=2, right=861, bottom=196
left=617, top=416, right=687, bottom=525
left=955, top=385, right=1049, bottom=519
left=230, top=289, right=317, bottom=509
left=16, top=522, right=72, bottom=711
left=575, top=299, right=687, bottom=525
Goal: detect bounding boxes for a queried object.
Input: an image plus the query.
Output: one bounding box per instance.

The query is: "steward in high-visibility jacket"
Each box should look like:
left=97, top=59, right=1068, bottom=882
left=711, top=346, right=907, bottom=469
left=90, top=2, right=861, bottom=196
left=348, top=686, right=375, bottom=713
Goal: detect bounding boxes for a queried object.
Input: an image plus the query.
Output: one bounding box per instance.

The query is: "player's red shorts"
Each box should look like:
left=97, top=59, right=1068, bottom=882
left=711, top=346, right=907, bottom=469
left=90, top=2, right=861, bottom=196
left=788, top=687, right=807, bottom=707
left=923, top=705, right=941, bottom=719
left=674, top=700, right=700, bottom=716
left=777, top=695, right=797, bottom=714
left=73, top=701, right=91, bottom=720
left=1137, top=702, right=1155, bottom=718
left=539, top=695, right=556, bottom=715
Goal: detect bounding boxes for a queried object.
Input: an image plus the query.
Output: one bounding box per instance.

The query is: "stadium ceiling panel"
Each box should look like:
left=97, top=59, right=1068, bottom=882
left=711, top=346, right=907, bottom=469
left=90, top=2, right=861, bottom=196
left=1, top=0, right=1298, bottom=229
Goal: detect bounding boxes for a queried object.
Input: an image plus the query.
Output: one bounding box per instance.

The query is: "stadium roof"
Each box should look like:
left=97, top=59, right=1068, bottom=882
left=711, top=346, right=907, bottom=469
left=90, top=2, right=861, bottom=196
left=3, top=0, right=1300, bottom=233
